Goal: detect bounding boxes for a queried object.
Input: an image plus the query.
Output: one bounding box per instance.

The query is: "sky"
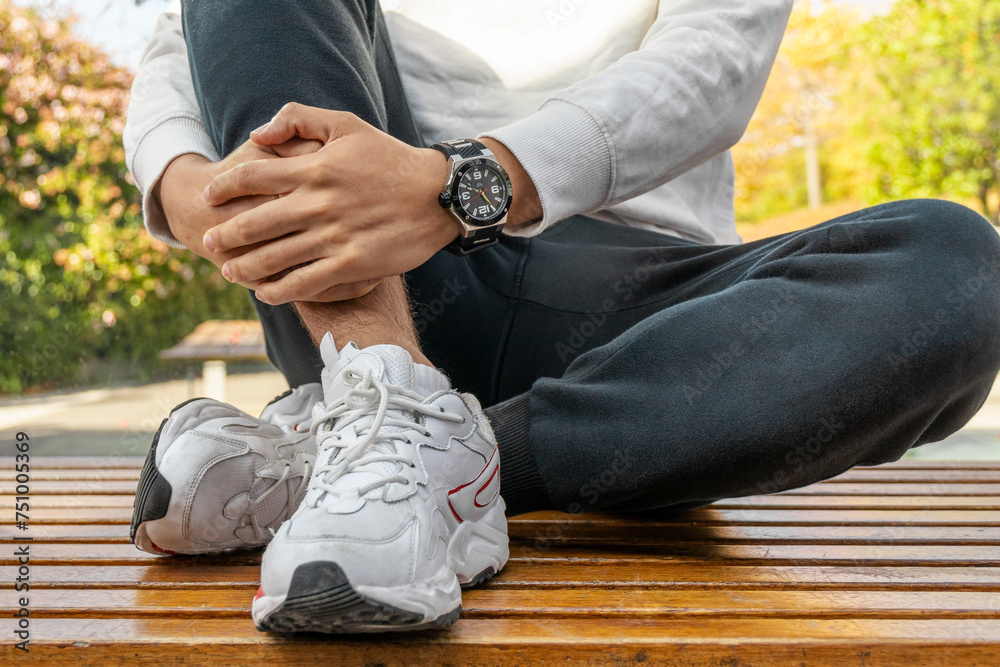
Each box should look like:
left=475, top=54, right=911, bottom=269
left=14, top=0, right=899, bottom=71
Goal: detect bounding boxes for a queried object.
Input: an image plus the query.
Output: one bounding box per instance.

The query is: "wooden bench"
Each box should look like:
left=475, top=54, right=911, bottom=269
left=2, top=457, right=999, bottom=664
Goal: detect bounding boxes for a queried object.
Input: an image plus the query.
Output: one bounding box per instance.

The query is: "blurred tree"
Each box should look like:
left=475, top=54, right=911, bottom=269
left=857, top=0, right=1000, bottom=224
left=731, top=2, right=860, bottom=222
left=0, top=1, right=253, bottom=393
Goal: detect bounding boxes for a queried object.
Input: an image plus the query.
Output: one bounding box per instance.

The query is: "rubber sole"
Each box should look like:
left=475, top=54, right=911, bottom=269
left=130, top=417, right=173, bottom=544
left=461, top=565, right=497, bottom=589
left=255, top=561, right=462, bottom=634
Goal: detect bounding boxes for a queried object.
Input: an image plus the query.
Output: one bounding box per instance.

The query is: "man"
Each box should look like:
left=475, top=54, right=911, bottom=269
left=123, top=0, right=1000, bottom=634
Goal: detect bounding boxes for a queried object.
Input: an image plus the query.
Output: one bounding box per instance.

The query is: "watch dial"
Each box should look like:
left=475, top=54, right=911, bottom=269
left=456, top=163, right=509, bottom=223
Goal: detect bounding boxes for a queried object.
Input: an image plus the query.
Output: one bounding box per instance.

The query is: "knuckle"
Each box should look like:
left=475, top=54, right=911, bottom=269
left=304, top=159, right=328, bottom=186
left=256, top=248, right=276, bottom=275
left=305, top=197, right=330, bottom=221
left=340, top=247, right=361, bottom=270
left=237, top=161, right=257, bottom=186
left=236, top=219, right=256, bottom=245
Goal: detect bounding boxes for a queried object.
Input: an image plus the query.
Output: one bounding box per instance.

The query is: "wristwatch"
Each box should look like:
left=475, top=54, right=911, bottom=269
left=430, top=138, right=513, bottom=255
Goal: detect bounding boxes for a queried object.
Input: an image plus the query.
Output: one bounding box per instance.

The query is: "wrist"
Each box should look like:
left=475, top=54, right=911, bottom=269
left=157, top=153, right=213, bottom=248
left=479, top=137, right=542, bottom=229
left=419, top=148, right=464, bottom=249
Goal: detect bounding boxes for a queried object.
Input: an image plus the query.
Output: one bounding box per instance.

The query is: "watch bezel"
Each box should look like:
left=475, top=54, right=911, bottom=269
left=448, top=158, right=513, bottom=227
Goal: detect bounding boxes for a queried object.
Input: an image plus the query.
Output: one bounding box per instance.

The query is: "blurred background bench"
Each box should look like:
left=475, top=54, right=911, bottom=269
left=160, top=320, right=268, bottom=402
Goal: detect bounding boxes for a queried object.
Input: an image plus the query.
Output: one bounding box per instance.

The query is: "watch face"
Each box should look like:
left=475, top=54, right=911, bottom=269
left=454, top=161, right=511, bottom=224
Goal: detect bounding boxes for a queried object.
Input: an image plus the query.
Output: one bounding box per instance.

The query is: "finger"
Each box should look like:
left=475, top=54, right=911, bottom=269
left=308, top=279, right=382, bottom=303
left=204, top=196, right=308, bottom=252
left=270, top=136, right=325, bottom=158
left=222, top=234, right=324, bottom=284
left=250, top=102, right=359, bottom=146
left=255, top=256, right=372, bottom=305
left=204, top=155, right=313, bottom=205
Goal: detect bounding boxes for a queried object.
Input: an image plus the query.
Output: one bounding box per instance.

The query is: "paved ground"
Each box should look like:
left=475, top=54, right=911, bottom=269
left=1, top=371, right=998, bottom=460
left=0, top=371, right=289, bottom=457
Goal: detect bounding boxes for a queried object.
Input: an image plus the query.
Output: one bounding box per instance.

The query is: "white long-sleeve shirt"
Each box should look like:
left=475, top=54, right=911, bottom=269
left=123, top=0, right=792, bottom=248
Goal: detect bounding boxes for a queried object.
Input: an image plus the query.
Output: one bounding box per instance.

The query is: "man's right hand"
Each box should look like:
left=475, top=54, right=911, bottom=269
left=155, top=138, right=322, bottom=273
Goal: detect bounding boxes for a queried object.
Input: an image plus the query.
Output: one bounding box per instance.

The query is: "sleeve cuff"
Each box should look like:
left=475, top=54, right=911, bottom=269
left=480, top=99, right=613, bottom=237
left=130, top=116, right=219, bottom=248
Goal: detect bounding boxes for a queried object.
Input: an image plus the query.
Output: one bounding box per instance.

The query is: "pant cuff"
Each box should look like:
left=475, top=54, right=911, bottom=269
left=485, top=392, right=553, bottom=516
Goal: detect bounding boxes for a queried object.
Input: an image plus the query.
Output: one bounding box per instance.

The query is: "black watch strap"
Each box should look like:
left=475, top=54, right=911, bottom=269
left=431, top=138, right=490, bottom=161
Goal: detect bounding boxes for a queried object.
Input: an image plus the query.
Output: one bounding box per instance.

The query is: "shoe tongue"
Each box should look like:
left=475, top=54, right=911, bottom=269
left=319, top=333, right=447, bottom=403
left=312, top=335, right=450, bottom=504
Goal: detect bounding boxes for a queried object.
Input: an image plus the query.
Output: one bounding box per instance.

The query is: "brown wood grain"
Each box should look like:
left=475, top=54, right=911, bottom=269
left=4, top=542, right=999, bottom=566
left=8, top=522, right=1000, bottom=545
left=4, top=456, right=1000, bottom=664
left=8, top=563, right=1000, bottom=591
left=8, top=506, right=1000, bottom=526
left=7, top=588, right=1000, bottom=620
left=1, top=618, right=998, bottom=666
left=6, top=466, right=997, bottom=483
left=0, top=468, right=142, bottom=481
left=0, top=493, right=136, bottom=508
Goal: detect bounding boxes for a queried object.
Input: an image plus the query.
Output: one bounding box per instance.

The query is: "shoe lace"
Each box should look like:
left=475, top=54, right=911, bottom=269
left=308, top=368, right=463, bottom=502
left=246, top=460, right=312, bottom=541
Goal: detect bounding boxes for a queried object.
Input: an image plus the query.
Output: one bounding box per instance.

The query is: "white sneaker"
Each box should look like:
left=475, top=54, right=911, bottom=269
left=130, top=383, right=322, bottom=554
left=252, top=335, right=508, bottom=634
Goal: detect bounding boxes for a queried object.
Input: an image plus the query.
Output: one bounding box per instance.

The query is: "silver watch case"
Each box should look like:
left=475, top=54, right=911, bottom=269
left=438, top=151, right=513, bottom=242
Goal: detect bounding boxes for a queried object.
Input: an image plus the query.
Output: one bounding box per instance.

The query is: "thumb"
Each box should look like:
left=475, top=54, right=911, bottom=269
left=250, top=102, right=357, bottom=146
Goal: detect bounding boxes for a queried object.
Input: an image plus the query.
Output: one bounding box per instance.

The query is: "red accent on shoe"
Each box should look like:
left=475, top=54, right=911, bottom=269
left=474, top=463, right=500, bottom=508
left=254, top=586, right=265, bottom=602
left=150, top=541, right=178, bottom=555
left=447, top=447, right=500, bottom=523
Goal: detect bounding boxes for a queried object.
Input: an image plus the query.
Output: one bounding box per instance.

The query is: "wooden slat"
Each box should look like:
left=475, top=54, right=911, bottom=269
left=2, top=618, right=999, bottom=665
left=0, top=481, right=138, bottom=495
left=3, top=456, right=145, bottom=469
left=716, top=495, right=1000, bottom=509
left=4, top=542, right=999, bottom=566
left=0, top=507, right=133, bottom=522
left=8, top=523, right=1000, bottom=545
left=7, top=506, right=1000, bottom=525
left=11, top=457, right=998, bottom=470
left=0, top=468, right=142, bottom=481
left=9, top=563, right=1000, bottom=591
left=6, top=466, right=996, bottom=483
left=0, top=494, right=136, bottom=508
left=0, top=565, right=262, bottom=588
left=6, top=493, right=1000, bottom=511
left=862, top=462, right=1000, bottom=470
left=6, top=493, right=1000, bottom=512
left=7, top=588, right=1000, bottom=620
left=11, top=480, right=1000, bottom=497
left=824, top=469, right=1000, bottom=482
left=782, top=483, right=1000, bottom=495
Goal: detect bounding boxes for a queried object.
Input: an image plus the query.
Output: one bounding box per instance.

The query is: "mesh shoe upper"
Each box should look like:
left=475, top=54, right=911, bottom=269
left=132, top=384, right=322, bottom=554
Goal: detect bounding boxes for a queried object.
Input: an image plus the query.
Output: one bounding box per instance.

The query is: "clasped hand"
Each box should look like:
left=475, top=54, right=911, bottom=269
left=202, top=103, right=458, bottom=304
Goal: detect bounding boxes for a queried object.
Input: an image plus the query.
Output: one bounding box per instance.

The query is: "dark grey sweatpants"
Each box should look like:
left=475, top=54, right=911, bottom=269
left=181, top=0, right=1000, bottom=515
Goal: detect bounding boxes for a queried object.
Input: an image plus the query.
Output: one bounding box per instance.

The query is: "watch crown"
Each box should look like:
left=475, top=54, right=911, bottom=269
left=438, top=192, right=453, bottom=209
